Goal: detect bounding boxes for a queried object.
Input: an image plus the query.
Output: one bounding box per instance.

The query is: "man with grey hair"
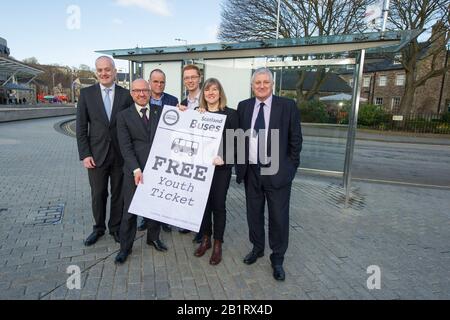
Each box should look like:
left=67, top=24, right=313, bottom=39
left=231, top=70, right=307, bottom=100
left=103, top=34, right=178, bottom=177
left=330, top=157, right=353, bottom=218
left=236, top=67, right=302, bottom=281
left=76, top=56, right=133, bottom=246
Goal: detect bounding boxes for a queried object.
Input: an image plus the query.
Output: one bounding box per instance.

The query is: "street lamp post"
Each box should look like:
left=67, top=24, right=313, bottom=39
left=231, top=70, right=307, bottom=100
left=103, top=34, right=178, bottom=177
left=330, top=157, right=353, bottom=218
left=276, top=0, right=282, bottom=43
left=381, top=0, right=390, bottom=33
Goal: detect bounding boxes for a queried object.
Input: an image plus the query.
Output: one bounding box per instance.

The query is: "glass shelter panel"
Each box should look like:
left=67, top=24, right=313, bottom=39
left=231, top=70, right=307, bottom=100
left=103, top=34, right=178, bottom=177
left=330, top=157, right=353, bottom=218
left=188, top=55, right=358, bottom=174
left=143, top=61, right=183, bottom=101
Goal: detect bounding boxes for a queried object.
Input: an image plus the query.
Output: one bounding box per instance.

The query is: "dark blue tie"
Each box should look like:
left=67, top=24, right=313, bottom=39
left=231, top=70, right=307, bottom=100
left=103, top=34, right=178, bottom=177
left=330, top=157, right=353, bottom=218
left=254, top=103, right=266, bottom=165
left=254, top=103, right=265, bottom=137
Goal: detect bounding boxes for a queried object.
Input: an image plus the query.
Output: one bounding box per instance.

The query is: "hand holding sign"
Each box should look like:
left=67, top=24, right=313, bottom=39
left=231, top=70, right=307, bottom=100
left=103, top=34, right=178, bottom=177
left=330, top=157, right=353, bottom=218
left=129, top=106, right=226, bottom=232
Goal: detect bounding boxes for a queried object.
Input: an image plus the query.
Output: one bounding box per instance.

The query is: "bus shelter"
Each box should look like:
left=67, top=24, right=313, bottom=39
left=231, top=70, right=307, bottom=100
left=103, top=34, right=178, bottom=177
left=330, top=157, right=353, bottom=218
left=98, top=30, right=422, bottom=206
left=0, top=56, right=43, bottom=104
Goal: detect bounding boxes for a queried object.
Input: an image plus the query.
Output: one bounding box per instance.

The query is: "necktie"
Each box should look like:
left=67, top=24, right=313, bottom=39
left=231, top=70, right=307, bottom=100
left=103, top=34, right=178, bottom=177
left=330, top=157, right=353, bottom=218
left=254, top=103, right=265, bottom=136
left=103, top=88, right=112, bottom=121
left=140, top=107, right=149, bottom=126
left=254, top=103, right=266, bottom=165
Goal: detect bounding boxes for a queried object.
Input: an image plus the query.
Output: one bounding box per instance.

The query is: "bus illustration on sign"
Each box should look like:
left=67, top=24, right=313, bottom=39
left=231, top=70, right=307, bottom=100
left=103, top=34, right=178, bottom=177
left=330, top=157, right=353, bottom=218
left=171, top=138, right=199, bottom=156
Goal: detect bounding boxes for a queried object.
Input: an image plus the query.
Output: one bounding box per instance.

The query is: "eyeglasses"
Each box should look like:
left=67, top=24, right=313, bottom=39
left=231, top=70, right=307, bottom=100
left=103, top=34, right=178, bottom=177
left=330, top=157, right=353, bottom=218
left=183, top=75, right=200, bottom=81
left=132, top=89, right=150, bottom=94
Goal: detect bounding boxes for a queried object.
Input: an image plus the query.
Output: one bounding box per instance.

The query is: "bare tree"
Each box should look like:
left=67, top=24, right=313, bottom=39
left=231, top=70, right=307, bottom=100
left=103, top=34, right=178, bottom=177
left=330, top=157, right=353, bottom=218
left=388, top=0, right=450, bottom=114
left=219, top=0, right=374, bottom=104
left=22, top=57, right=39, bottom=65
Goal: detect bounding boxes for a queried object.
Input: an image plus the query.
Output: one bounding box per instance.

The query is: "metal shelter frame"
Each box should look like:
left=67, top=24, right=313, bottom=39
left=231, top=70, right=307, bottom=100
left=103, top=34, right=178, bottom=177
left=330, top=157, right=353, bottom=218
left=0, top=56, right=43, bottom=86
left=97, top=30, right=422, bottom=206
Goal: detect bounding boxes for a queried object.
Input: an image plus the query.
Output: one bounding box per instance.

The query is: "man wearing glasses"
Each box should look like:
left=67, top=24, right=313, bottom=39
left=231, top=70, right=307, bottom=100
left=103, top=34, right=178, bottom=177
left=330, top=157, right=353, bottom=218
left=180, top=64, right=202, bottom=110
left=137, top=69, right=179, bottom=233
left=115, top=79, right=169, bottom=264
left=178, top=64, right=203, bottom=241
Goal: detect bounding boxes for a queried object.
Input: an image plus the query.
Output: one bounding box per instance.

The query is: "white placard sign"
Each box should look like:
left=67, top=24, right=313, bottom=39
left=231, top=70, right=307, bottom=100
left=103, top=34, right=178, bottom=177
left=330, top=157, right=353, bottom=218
left=128, top=106, right=227, bottom=232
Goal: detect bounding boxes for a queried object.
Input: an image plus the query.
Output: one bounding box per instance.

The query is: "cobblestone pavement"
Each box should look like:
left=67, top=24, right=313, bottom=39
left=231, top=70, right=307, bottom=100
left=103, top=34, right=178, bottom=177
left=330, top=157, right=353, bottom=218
left=0, top=116, right=449, bottom=300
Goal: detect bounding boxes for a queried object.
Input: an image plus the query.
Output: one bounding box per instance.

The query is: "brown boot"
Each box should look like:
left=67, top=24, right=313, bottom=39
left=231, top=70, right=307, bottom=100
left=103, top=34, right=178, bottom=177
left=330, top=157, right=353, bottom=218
left=194, top=235, right=211, bottom=257
left=209, top=240, right=222, bottom=265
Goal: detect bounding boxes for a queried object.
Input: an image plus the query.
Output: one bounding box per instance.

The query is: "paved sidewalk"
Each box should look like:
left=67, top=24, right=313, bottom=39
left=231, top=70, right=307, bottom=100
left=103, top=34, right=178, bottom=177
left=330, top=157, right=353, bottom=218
left=0, top=116, right=449, bottom=300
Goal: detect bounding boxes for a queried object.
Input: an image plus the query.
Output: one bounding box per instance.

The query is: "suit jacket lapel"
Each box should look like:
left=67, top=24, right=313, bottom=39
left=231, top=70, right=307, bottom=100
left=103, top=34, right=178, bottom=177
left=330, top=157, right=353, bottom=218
left=130, top=106, right=149, bottom=139
left=94, top=84, right=110, bottom=125
left=149, top=105, right=162, bottom=143
left=267, top=96, right=283, bottom=157
left=244, top=98, right=256, bottom=130
left=110, top=86, right=121, bottom=125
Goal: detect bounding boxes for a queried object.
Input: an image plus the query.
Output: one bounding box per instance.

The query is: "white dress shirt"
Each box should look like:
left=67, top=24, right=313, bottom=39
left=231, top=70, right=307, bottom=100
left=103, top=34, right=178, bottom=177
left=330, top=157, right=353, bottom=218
left=187, top=92, right=200, bottom=110
left=249, top=95, right=273, bottom=164
left=99, top=83, right=115, bottom=107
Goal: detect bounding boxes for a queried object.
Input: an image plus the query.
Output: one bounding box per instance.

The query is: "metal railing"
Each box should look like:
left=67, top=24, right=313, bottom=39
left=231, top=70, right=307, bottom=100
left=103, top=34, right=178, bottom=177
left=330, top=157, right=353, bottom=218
left=362, top=113, right=450, bottom=134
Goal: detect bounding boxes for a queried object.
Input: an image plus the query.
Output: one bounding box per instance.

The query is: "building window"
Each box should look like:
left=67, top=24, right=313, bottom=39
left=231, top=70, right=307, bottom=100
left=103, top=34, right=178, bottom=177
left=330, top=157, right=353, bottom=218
left=393, top=54, right=402, bottom=65
left=396, top=74, right=405, bottom=86
left=363, top=76, right=371, bottom=88
left=391, top=97, right=401, bottom=111
left=375, top=97, right=383, bottom=105
left=378, top=75, right=387, bottom=87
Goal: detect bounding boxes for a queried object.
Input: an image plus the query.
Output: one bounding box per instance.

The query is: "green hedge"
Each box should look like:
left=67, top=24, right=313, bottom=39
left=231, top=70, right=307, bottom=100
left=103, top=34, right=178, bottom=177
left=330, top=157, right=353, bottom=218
left=298, top=100, right=330, bottom=123
left=339, top=103, right=389, bottom=126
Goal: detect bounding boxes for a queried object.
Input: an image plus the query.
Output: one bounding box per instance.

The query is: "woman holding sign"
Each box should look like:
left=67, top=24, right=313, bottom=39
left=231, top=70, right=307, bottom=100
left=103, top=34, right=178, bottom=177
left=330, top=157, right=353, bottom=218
left=194, top=78, right=238, bottom=265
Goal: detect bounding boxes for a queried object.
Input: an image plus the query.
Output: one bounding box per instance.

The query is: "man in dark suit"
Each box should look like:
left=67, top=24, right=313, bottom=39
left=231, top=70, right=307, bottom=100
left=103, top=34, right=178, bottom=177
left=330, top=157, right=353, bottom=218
left=137, top=69, right=178, bottom=233
left=114, top=79, right=168, bottom=264
left=76, top=56, right=133, bottom=246
left=236, top=68, right=302, bottom=281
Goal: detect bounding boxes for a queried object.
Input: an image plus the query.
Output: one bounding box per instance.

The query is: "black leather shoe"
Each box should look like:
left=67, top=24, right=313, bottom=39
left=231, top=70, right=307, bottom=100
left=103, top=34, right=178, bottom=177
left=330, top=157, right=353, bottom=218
left=178, top=228, right=191, bottom=234
left=192, top=233, right=202, bottom=243
left=272, top=265, right=286, bottom=281
left=243, top=250, right=264, bottom=265
left=162, top=224, right=172, bottom=232
left=114, top=249, right=132, bottom=265
left=110, top=231, right=120, bottom=243
left=137, top=220, right=147, bottom=231
left=147, top=239, right=168, bottom=252
left=84, top=231, right=104, bottom=246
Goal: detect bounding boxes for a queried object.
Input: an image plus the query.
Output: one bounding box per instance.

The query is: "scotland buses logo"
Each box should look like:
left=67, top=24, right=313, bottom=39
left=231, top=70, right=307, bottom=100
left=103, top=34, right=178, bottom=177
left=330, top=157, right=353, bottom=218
left=163, top=110, right=180, bottom=126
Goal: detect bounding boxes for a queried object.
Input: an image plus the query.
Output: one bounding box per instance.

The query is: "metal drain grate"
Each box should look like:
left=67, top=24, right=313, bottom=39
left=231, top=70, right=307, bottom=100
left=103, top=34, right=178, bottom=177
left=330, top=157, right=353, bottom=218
left=0, top=208, right=7, bottom=213
left=292, top=180, right=366, bottom=211
left=26, top=203, right=65, bottom=226
left=322, top=183, right=366, bottom=210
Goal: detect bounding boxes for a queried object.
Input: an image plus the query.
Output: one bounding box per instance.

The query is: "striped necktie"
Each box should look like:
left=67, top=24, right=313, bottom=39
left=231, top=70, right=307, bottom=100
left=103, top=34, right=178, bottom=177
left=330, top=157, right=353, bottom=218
left=104, top=88, right=112, bottom=121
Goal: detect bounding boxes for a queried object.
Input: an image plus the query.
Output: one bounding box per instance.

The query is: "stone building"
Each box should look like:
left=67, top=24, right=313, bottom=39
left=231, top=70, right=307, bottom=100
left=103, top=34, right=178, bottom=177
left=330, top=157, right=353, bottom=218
left=341, top=24, right=450, bottom=115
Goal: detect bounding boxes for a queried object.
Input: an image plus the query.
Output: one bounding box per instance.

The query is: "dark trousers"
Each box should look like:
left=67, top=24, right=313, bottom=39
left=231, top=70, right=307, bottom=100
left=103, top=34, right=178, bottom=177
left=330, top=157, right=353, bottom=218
left=199, top=168, right=232, bottom=242
left=244, top=165, right=291, bottom=266
left=87, top=148, right=123, bottom=234
left=119, top=174, right=161, bottom=252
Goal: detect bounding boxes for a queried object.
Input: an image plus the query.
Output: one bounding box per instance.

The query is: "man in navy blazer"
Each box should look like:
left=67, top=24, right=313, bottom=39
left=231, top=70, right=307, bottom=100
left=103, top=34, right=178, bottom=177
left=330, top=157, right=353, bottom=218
left=236, top=68, right=302, bottom=281
left=149, top=69, right=179, bottom=107
left=76, top=56, right=133, bottom=246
